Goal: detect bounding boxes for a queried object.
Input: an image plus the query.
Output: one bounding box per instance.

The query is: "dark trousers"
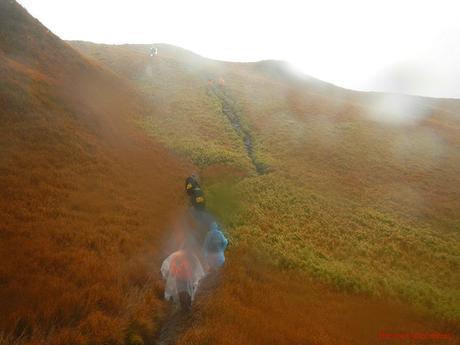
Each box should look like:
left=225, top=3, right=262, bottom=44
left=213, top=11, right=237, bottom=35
left=176, top=279, right=192, bottom=311
left=178, top=291, right=191, bottom=311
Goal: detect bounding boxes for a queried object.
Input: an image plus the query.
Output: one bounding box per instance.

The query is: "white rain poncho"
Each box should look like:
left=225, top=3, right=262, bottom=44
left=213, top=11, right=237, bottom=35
left=202, top=223, right=229, bottom=270
left=160, top=249, right=205, bottom=302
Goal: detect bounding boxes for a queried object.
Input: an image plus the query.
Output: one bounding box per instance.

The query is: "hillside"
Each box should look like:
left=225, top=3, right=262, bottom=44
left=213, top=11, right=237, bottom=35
left=0, top=1, right=190, bottom=344
left=71, top=41, right=460, bottom=344
left=0, top=1, right=459, bottom=342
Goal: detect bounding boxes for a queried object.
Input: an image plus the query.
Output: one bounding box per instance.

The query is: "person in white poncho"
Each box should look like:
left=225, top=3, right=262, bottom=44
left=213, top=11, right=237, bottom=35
left=160, top=248, right=205, bottom=311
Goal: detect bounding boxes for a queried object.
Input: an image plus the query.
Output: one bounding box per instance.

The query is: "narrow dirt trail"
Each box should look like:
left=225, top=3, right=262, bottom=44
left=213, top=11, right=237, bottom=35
left=154, top=308, right=191, bottom=345
left=153, top=85, right=263, bottom=345
left=153, top=84, right=268, bottom=345
left=153, top=266, right=222, bottom=345
left=211, top=85, right=268, bottom=174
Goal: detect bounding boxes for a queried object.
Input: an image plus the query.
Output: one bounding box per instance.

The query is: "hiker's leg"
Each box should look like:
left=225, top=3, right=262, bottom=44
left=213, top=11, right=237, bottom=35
left=176, top=279, right=190, bottom=311
left=179, top=291, right=191, bottom=311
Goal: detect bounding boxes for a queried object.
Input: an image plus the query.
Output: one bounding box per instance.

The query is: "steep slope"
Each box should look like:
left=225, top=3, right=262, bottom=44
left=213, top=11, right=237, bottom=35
left=70, top=41, right=253, bottom=171
left=72, top=40, right=460, bottom=342
left=0, top=2, right=189, bottom=344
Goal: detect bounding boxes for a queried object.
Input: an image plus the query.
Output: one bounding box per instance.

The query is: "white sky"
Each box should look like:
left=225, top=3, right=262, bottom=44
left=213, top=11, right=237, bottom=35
left=17, top=0, right=460, bottom=98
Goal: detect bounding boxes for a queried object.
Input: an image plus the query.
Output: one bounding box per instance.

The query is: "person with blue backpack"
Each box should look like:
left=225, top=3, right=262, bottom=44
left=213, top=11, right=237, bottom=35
left=202, top=222, right=228, bottom=272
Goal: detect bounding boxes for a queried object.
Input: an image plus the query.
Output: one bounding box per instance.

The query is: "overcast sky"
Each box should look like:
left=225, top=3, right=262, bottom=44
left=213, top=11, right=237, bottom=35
left=17, top=0, right=460, bottom=98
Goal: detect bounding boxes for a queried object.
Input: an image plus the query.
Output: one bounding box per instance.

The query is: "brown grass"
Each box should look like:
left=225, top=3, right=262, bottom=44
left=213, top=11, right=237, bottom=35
left=0, top=2, right=191, bottom=344
left=177, top=247, right=460, bottom=345
left=3, top=0, right=460, bottom=343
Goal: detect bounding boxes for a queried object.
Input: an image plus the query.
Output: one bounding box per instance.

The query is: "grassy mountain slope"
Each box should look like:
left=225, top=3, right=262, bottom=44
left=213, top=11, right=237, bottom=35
left=72, top=41, right=460, bottom=343
left=0, top=2, right=190, bottom=344
left=0, top=2, right=457, bottom=341
left=70, top=42, right=253, bottom=171
left=218, top=67, right=460, bottom=326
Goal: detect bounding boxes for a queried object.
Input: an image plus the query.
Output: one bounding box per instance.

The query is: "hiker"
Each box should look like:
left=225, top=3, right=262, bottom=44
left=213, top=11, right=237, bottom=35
left=161, top=248, right=205, bottom=311
left=185, top=173, right=200, bottom=196
left=202, top=222, right=228, bottom=272
left=185, top=174, right=206, bottom=210
left=190, top=186, right=206, bottom=211
left=150, top=47, right=158, bottom=57
left=218, top=78, right=225, bottom=86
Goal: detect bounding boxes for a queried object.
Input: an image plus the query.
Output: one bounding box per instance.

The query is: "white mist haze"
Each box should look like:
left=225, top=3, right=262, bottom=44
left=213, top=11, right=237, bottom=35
left=17, top=0, right=460, bottom=98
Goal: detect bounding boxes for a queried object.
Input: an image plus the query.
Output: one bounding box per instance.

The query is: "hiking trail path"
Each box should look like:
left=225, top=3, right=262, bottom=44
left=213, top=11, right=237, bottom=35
left=154, top=83, right=264, bottom=345
left=211, top=85, right=268, bottom=175
left=153, top=271, right=220, bottom=345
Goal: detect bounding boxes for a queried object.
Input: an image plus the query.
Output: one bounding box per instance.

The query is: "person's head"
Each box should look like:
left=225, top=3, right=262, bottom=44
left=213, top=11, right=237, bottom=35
left=210, top=222, right=219, bottom=232
left=178, top=247, right=191, bottom=259
left=191, top=172, right=200, bottom=183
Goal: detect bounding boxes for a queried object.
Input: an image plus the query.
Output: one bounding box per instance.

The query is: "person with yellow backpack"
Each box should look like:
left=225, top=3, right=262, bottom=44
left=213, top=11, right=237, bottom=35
left=191, top=187, right=205, bottom=210
left=185, top=174, right=206, bottom=210
left=185, top=173, right=200, bottom=196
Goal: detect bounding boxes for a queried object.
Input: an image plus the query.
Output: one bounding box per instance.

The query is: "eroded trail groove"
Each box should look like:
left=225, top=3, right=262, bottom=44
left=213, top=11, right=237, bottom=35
left=153, top=270, right=222, bottom=345
left=211, top=86, right=268, bottom=174
left=154, top=308, right=191, bottom=345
